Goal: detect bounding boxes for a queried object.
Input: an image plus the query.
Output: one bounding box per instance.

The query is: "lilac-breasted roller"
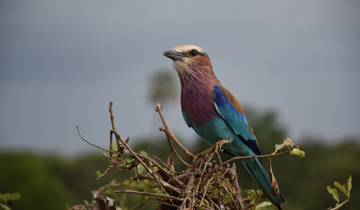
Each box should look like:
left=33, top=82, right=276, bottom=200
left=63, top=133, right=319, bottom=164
left=163, top=45, right=285, bottom=209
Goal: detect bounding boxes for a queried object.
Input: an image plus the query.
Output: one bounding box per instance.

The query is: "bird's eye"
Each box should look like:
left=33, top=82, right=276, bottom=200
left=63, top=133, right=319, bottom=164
left=190, top=49, right=198, bottom=56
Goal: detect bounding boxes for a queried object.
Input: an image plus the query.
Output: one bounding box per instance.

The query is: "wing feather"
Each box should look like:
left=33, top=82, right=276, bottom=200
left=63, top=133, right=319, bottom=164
left=213, top=85, right=261, bottom=155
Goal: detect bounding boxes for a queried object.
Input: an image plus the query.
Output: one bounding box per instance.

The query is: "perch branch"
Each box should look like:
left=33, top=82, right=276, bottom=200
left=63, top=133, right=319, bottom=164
left=109, top=101, right=122, bottom=154
left=108, top=102, right=167, bottom=193
left=74, top=102, right=306, bottom=210
left=222, top=150, right=291, bottom=166
left=113, top=190, right=183, bottom=202
left=328, top=199, right=350, bottom=210
left=155, top=103, right=195, bottom=159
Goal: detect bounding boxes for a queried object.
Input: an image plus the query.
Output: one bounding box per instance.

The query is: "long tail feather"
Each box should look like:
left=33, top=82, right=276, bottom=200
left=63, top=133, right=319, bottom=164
left=243, top=158, right=286, bottom=210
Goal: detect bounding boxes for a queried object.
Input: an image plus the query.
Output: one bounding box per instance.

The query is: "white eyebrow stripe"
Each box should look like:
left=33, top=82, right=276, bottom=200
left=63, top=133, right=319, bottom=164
left=174, top=45, right=204, bottom=54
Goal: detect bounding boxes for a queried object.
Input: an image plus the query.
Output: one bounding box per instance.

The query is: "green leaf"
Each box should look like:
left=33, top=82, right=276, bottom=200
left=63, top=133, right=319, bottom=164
left=334, top=181, right=347, bottom=196
left=136, top=164, right=146, bottom=175
left=0, top=203, right=11, bottom=210
left=0, top=193, right=20, bottom=202
left=327, top=186, right=340, bottom=203
left=139, top=150, right=148, bottom=156
left=83, top=200, right=90, bottom=207
left=289, top=148, right=305, bottom=158
left=109, top=140, right=118, bottom=153
left=96, top=170, right=103, bottom=179
left=255, top=201, right=272, bottom=209
left=274, top=138, right=295, bottom=153
left=347, top=175, right=352, bottom=197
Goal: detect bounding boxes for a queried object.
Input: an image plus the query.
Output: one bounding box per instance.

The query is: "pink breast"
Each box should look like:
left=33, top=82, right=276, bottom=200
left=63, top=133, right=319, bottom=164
left=181, top=87, right=217, bottom=126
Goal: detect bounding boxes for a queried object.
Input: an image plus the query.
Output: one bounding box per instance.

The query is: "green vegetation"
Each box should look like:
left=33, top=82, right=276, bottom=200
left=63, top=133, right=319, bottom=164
left=0, top=109, right=358, bottom=209
left=0, top=192, right=20, bottom=210
left=327, top=175, right=352, bottom=210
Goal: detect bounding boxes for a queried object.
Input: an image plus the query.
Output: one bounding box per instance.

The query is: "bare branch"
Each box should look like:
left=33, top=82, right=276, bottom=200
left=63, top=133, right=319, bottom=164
left=76, top=126, right=108, bottom=152
left=155, top=103, right=195, bottom=159
left=221, top=150, right=291, bottom=166
left=327, top=199, right=350, bottom=210
left=73, top=102, right=308, bottom=210
left=113, top=190, right=183, bottom=202
left=108, top=102, right=167, bottom=194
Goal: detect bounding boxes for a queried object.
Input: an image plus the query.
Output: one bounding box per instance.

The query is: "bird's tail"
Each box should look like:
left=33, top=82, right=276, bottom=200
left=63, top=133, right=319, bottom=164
left=243, top=158, right=286, bottom=210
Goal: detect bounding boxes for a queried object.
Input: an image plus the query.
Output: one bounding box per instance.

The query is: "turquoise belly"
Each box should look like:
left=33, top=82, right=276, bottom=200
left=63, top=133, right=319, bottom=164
left=192, top=117, right=254, bottom=156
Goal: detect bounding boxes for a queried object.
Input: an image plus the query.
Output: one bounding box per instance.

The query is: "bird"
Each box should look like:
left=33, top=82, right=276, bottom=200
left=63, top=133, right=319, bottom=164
left=163, top=45, right=285, bottom=209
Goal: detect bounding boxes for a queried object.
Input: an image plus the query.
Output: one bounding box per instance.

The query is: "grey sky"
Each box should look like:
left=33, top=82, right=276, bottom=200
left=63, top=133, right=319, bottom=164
left=1, top=0, right=359, bottom=153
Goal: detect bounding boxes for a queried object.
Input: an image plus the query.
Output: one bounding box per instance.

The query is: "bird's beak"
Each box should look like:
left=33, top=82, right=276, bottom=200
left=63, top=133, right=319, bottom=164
left=163, top=50, right=183, bottom=61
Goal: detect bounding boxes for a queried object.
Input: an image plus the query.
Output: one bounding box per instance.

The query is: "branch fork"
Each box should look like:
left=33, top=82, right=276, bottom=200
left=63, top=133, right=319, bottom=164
left=74, top=102, right=304, bottom=210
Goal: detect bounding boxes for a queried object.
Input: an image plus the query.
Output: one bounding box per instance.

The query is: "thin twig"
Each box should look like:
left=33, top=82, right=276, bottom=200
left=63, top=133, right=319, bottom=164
left=152, top=156, right=175, bottom=174
left=200, top=176, right=214, bottom=206
left=109, top=101, right=122, bottom=153
left=155, top=103, right=195, bottom=159
left=76, top=126, right=108, bottom=152
left=112, top=129, right=168, bottom=193
left=195, top=153, right=214, bottom=195
left=159, top=129, right=191, bottom=167
left=137, top=153, right=177, bottom=178
left=109, top=130, right=113, bottom=158
left=222, top=150, right=291, bottom=166
left=74, top=102, right=300, bottom=210
left=228, top=163, right=244, bottom=209
left=209, top=198, right=221, bottom=210
left=113, top=189, right=183, bottom=202
left=108, top=103, right=167, bottom=193
left=328, top=199, right=350, bottom=210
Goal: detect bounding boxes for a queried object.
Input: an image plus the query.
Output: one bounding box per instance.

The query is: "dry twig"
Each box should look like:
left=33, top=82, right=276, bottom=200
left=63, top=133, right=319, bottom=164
left=155, top=103, right=195, bottom=160
left=73, top=102, right=303, bottom=210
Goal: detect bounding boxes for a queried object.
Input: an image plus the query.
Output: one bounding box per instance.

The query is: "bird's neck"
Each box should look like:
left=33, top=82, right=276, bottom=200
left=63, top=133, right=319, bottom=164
left=179, top=65, right=218, bottom=90
left=180, top=68, right=219, bottom=125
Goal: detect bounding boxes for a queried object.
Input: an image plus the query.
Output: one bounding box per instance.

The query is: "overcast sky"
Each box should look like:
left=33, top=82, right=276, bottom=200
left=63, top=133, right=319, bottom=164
left=1, top=0, right=359, bottom=153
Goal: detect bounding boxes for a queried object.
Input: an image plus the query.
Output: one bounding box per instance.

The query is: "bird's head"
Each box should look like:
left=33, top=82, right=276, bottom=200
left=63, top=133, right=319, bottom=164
left=163, top=45, right=214, bottom=78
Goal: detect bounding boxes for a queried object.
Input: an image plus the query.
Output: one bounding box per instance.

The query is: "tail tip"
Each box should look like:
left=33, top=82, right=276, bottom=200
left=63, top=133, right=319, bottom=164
left=274, top=194, right=286, bottom=210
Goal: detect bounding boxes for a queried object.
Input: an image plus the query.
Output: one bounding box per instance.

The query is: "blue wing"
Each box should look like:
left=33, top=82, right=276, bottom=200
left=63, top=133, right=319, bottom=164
left=213, top=85, right=261, bottom=155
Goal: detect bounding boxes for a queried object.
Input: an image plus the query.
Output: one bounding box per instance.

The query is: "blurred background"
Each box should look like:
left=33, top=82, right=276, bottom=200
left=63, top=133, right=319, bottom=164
left=0, top=0, right=359, bottom=210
